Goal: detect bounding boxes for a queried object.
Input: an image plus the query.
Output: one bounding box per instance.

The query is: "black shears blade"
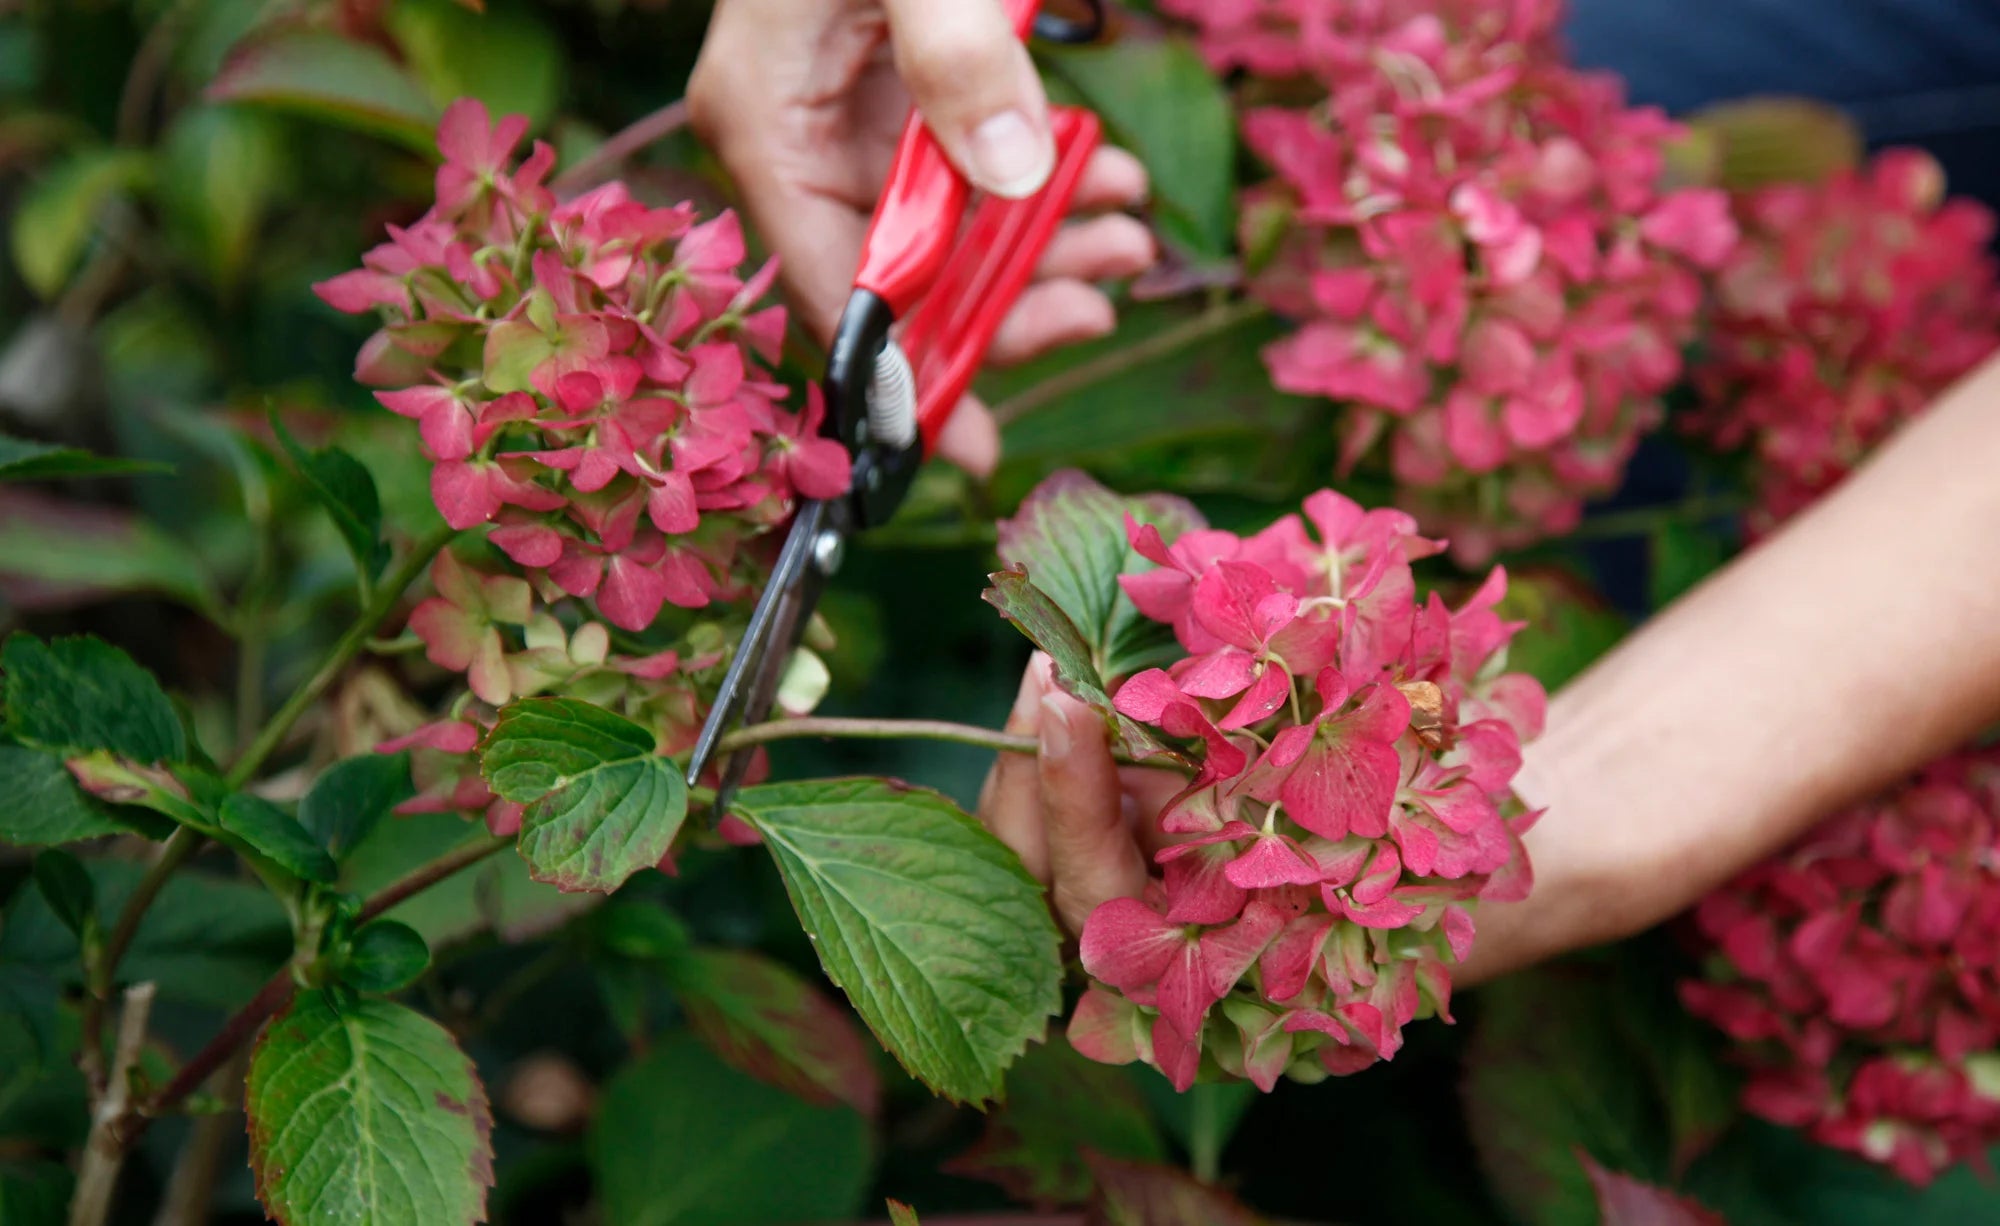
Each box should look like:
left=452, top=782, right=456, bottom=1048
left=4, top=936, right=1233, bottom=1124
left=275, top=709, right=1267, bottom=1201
left=685, top=496, right=833, bottom=819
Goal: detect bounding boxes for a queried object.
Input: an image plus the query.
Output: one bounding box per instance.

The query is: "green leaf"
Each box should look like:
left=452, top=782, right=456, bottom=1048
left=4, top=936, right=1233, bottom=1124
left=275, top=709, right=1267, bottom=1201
left=247, top=993, right=493, bottom=1226
left=480, top=698, right=685, bottom=894
left=590, top=1031, right=871, bottom=1226
left=0, top=433, right=167, bottom=482
left=299, top=753, right=413, bottom=860
left=983, top=569, right=1177, bottom=763
left=272, top=416, right=387, bottom=582
left=385, top=0, right=562, bottom=126
left=158, top=104, right=288, bottom=287
left=2, top=634, right=186, bottom=763
left=946, top=1039, right=1166, bottom=1207
left=341, top=921, right=430, bottom=993
left=29, top=850, right=93, bottom=940
left=885, top=1202, right=921, bottom=1226
left=664, top=946, right=882, bottom=1115
left=1649, top=520, right=1733, bottom=611
left=207, top=32, right=439, bottom=153
left=218, top=793, right=338, bottom=884
left=731, top=777, right=1062, bottom=1105
left=0, top=1160, right=72, bottom=1226
left=995, top=468, right=1203, bottom=681
left=1688, top=1117, right=2000, bottom=1226
left=592, top=898, right=693, bottom=961
left=9, top=147, right=151, bottom=299
left=1042, top=37, right=1236, bottom=258
left=1463, top=966, right=1670, bottom=1226
left=0, top=744, right=135, bottom=845
left=0, top=490, right=221, bottom=619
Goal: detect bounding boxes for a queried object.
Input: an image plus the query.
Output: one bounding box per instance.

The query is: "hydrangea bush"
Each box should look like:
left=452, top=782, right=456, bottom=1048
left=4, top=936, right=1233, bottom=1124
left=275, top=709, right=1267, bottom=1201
left=1162, top=0, right=1739, bottom=559
left=1685, top=148, right=2000, bottom=534
left=1682, top=751, right=2000, bottom=1184
left=8, top=1, right=2000, bottom=1222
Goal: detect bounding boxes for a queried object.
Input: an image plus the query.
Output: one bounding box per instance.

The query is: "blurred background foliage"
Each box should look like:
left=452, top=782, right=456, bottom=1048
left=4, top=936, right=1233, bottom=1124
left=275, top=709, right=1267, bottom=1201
left=2, top=0, right=1998, bottom=1223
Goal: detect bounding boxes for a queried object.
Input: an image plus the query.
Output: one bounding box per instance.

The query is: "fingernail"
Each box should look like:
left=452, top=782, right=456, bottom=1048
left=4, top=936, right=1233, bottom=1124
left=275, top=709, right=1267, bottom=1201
left=1038, top=694, right=1073, bottom=760
left=969, top=110, right=1053, bottom=199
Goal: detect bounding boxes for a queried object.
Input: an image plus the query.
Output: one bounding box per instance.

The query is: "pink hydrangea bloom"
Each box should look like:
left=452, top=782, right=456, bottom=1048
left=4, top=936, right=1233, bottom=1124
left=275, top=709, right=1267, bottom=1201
left=1685, top=149, right=2000, bottom=535
left=318, top=99, right=846, bottom=624
left=1681, top=749, right=2000, bottom=1184
left=1161, top=0, right=1736, bottom=561
left=1064, top=488, right=1545, bottom=1090
left=323, top=100, right=840, bottom=819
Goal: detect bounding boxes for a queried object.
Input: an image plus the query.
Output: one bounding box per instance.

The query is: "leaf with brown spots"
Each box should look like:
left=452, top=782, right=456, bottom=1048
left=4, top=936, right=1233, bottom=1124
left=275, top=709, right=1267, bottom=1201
left=246, top=992, right=493, bottom=1225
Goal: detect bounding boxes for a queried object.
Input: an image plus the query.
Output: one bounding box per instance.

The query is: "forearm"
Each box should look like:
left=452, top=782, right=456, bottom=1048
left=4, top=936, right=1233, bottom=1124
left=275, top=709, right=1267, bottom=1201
left=1463, top=354, right=2000, bottom=982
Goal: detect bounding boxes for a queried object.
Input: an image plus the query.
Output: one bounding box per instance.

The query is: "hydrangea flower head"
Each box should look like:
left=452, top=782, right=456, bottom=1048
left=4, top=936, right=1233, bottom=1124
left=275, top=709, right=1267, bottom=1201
left=1685, top=148, right=2000, bottom=534
left=320, top=99, right=840, bottom=820
left=1062, top=487, right=1545, bottom=1089
left=1161, top=0, right=1737, bottom=561
left=1682, top=749, right=2000, bottom=1184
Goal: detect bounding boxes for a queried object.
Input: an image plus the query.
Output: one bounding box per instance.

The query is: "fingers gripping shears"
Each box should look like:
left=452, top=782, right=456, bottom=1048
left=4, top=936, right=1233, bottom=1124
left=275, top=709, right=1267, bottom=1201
left=684, top=0, right=1107, bottom=814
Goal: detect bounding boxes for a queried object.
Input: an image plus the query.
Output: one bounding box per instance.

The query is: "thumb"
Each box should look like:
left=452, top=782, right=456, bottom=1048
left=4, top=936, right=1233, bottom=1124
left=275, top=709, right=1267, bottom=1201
left=880, top=0, right=1055, bottom=200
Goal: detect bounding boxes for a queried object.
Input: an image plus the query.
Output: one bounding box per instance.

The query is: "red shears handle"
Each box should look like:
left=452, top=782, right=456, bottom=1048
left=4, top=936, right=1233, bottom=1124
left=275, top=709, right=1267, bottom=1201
left=849, top=0, right=1103, bottom=455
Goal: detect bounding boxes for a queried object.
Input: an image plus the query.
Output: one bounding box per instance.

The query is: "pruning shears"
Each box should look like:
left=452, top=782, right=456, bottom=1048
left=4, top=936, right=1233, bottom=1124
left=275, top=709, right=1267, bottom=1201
left=684, top=0, right=1108, bottom=814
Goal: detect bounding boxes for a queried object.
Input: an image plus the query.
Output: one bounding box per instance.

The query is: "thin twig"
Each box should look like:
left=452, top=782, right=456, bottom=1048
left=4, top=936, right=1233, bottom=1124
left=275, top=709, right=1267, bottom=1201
left=358, top=833, right=513, bottom=924
left=550, top=100, right=690, bottom=196
left=989, top=296, right=1270, bottom=429
left=137, top=970, right=292, bottom=1135
left=115, top=0, right=198, bottom=146
left=70, top=982, right=157, bottom=1226
left=225, top=523, right=457, bottom=789
left=83, top=829, right=202, bottom=1092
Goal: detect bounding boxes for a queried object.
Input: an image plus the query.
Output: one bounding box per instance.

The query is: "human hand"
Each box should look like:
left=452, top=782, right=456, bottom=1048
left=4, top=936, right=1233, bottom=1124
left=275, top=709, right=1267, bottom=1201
left=688, top=0, right=1156, bottom=475
left=975, top=653, right=1183, bottom=936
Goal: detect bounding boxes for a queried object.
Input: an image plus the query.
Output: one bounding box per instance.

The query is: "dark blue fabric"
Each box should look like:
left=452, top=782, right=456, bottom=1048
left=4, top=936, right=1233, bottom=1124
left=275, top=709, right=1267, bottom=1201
left=1558, top=0, right=2000, bottom=614
left=1568, top=0, right=2000, bottom=208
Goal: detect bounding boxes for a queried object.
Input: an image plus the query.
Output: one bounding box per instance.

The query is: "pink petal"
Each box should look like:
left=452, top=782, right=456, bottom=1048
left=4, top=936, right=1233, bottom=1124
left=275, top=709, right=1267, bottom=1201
left=646, top=471, right=700, bottom=534
left=431, top=461, right=502, bottom=529
left=1079, top=898, right=1184, bottom=990
left=1223, top=833, right=1322, bottom=889
left=1067, top=987, right=1145, bottom=1066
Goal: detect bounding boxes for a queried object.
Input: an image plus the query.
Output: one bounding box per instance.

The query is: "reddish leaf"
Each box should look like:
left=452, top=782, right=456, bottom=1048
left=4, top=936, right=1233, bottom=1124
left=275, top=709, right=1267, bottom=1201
left=946, top=1040, right=1165, bottom=1208
left=667, top=947, right=882, bottom=1116
left=1578, top=1152, right=1727, bottom=1226
left=1084, top=1156, right=1264, bottom=1226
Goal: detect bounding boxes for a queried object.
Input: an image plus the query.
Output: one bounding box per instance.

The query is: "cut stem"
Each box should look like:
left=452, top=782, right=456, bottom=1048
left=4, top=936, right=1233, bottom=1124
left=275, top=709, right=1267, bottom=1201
left=69, top=982, right=157, bottom=1226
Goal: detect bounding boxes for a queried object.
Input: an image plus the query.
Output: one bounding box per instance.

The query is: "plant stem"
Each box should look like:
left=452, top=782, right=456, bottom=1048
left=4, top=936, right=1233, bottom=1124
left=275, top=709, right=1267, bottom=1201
left=83, top=828, right=203, bottom=1092
left=989, top=296, right=1270, bottom=429
left=358, top=833, right=513, bottom=924
left=1187, top=1082, right=1229, bottom=1184
left=69, top=982, right=156, bottom=1226
left=1567, top=494, right=1744, bottom=542
left=126, top=831, right=516, bottom=1140
left=225, top=523, right=457, bottom=789
left=550, top=100, right=690, bottom=196
left=148, top=1049, right=248, bottom=1226
left=718, top=716, right=1038, bottom=757
left=714, top=715, right=1174, bottom=768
